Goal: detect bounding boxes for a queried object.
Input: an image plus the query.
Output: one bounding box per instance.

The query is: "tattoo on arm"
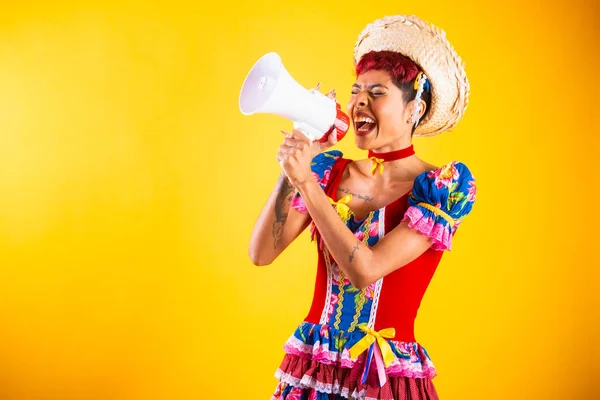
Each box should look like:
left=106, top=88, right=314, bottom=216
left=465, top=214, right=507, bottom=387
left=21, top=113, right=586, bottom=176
left=338, top=187, right=374, bottom=203
left=349, top=241, right=361, bottom=263
left=272, top=174, right=296, bottom=249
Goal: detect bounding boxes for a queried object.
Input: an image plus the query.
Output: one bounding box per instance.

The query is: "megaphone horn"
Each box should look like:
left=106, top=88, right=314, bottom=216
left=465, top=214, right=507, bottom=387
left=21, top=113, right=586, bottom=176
left=239, top=52, right=349, bottom=142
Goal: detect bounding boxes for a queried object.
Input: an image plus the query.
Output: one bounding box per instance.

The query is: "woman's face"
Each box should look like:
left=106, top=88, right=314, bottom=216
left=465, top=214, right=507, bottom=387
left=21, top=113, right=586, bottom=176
left=347, top=69, right=413, bottom=150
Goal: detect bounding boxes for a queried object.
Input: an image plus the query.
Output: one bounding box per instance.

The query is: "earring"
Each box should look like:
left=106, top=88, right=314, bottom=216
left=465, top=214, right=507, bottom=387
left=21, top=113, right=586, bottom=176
left=411, top=73, right=427, bottom=127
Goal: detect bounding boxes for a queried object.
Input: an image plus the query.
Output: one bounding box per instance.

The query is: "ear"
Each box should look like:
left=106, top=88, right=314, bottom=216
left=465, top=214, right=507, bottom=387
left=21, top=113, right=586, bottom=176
left=416, top=99, right=427, bottom=120
left=404, top=99, right=427, bottom=123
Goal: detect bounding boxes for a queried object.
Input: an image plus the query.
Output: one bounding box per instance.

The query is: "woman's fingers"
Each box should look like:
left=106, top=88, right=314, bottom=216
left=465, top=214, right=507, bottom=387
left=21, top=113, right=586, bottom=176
left=290, top=129, right=312, bottom=145
left=277, top=144, right=300, bottom=159
left=283, top=138, right=307, bottom=149
left=281, top=129, right=311, bottom=147
left=278, top=130, right=303, bottom=165
left=328, top=130, right=338, bottom=145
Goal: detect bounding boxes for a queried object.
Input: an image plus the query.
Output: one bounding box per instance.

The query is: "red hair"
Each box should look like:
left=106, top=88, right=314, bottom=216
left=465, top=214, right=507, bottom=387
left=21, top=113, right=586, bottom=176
left=355, top=50, right=420, bottom=85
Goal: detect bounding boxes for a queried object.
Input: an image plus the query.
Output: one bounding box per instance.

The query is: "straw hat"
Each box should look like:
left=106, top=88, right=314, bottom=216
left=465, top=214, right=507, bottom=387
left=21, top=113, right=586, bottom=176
left=354, top=15, right=470, bottom=137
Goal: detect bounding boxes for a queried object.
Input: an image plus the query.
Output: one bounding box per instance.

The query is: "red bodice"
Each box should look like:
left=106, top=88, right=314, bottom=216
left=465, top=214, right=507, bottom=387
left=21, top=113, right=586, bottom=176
left=304, top=157, right=444, bottom=342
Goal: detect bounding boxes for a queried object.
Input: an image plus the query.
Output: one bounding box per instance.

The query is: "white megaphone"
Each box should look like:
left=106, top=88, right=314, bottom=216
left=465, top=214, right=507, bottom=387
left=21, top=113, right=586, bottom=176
left=239, top=52, right=349, bottom=143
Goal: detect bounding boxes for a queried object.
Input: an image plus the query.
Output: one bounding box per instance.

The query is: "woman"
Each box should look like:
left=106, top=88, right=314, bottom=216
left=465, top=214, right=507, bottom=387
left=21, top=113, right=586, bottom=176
left=248, top=15, right=476, bottom=400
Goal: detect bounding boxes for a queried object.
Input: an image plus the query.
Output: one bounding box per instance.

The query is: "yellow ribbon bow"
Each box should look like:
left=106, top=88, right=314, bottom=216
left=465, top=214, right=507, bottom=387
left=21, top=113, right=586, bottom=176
left=369, top=157, right=384, bottom=176
left=349, top=324, right=397, bottom=368
left=417, top=202, right=455, bottom=227
left=328, top=194, right=353, bottom=221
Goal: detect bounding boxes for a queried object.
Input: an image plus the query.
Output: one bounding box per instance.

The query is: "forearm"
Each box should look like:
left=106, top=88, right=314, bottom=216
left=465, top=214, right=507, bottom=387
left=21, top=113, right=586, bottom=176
left=248, top=172, right=297, bottom=264
left=296, top=179, right=373, bottom=288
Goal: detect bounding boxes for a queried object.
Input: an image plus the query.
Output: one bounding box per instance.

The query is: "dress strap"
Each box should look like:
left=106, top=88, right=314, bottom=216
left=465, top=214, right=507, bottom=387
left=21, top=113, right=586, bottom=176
left=311, top=157, right=352, bottom=253
left=325, top=157, right=352, bottom=199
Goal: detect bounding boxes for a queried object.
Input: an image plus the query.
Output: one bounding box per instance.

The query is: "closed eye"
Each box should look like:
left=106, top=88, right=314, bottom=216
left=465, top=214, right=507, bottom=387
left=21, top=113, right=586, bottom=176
left=351, top=91, right=386, bottom=96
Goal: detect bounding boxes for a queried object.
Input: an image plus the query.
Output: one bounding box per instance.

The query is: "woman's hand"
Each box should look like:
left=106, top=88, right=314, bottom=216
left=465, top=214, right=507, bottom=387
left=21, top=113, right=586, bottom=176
left=276, top=87, right=338, bottom=186
left=277, top=128, right=314, bottom=188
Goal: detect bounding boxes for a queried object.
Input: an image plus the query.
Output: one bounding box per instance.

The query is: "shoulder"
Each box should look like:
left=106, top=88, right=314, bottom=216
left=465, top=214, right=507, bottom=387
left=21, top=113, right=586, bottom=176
left=414, top=160, right=475, bottom=192
left=303, top=150, right=351, bottom=191
left=309, top=150, right=344, bottom=176
left=312, top=150, right=344, bottom=165
left=401, top=161, right=477, bottom=251
left=291, top=150, right=345, bottom=213
left=409, top=160, right=477, bottom=217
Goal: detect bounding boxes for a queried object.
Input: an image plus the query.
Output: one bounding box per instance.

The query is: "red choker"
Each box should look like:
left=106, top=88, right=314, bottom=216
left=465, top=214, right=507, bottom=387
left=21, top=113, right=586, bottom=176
left=368, top=145, right=415, bottom=175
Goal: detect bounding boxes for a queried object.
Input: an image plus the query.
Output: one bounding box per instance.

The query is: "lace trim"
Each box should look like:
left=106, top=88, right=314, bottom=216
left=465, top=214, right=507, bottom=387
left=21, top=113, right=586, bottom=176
left=319, top=247, right=334, bottom=325
left=402, top=206, right=452, bottom=251
left=368, top=207, right=386, bottom=329
left=282, top=334, right=438, bottom=378
left=348, top=211, right=375, bottom=332
left=275, top=370, right=368, bottom=399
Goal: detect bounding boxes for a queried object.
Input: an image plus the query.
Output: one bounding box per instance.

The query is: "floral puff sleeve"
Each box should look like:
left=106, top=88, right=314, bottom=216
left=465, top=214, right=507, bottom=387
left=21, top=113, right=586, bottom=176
left=401, top=161, right=477, bottom=251
left=290, top=150, right=343, bottom=214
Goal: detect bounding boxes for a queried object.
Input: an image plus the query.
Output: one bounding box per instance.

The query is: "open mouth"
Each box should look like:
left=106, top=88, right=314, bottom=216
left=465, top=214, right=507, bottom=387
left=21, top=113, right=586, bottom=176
left=354, top=115, right=377, bottom=135
left=356, top=121, right=376, bottom=132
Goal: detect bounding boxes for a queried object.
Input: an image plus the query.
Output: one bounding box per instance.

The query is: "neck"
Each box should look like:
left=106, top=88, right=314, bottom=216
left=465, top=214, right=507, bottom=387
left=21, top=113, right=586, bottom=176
left=366, top=142, right=419, bottom=178
left=370, top=136, right=413, bottom=154
left=368, top=143, right=415, bottom=161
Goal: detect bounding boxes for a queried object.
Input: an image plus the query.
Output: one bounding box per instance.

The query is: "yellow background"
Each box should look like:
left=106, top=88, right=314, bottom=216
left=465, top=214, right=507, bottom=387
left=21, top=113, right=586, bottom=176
left=0, top=1, right=598, bottom=399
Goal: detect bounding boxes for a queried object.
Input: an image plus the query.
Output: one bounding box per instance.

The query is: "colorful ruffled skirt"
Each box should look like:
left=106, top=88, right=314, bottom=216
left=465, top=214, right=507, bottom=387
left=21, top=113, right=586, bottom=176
left=271, top=322, right=439, bottom=400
